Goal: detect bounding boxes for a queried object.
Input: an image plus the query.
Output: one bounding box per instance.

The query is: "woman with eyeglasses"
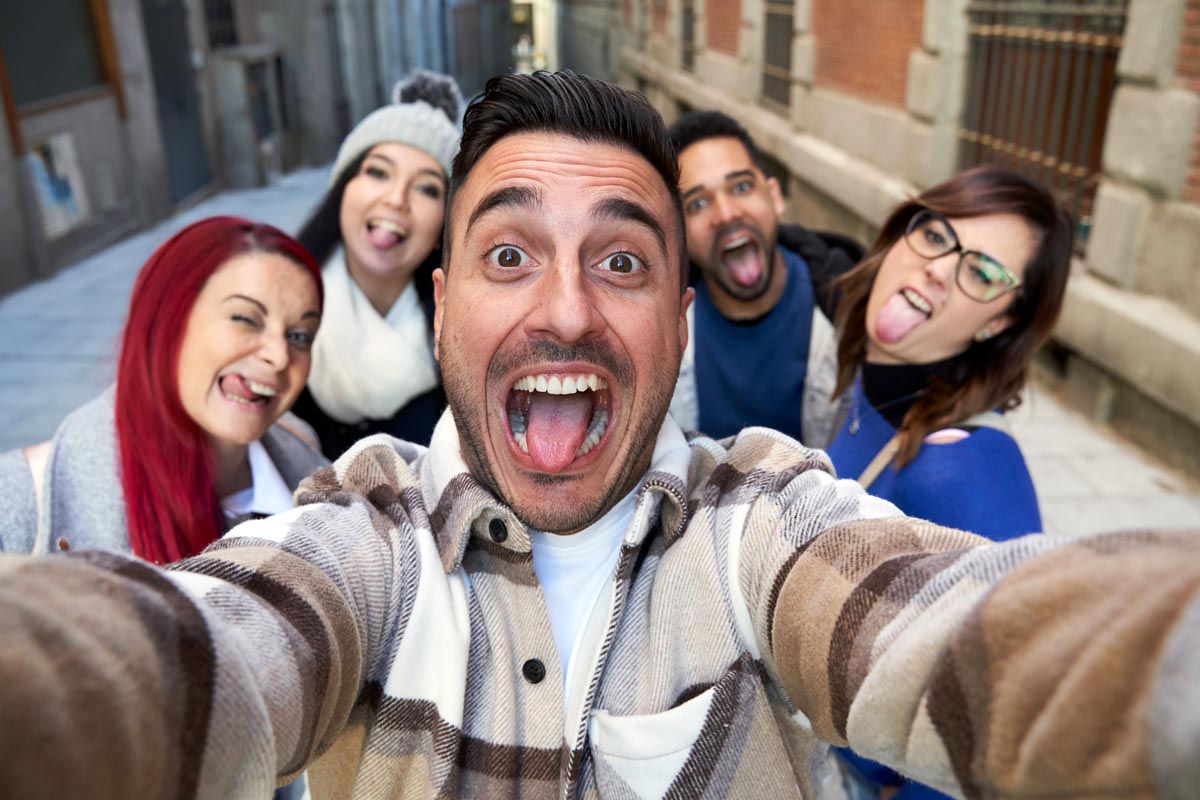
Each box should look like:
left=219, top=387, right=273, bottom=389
left=826, top=167, right=1073, bottom=799
left=827, top=167, right=1073, bottom=540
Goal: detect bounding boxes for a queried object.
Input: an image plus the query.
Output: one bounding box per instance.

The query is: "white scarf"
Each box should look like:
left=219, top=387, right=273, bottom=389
left=307, top=253, right=439, bottom=425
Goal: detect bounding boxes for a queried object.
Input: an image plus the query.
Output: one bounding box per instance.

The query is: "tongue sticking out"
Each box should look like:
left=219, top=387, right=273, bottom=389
left=722, top=242, right=762, bottom=287
left=368, top=225, right=401, bottom=249
left=220, top=374, right=260, bottom=402
left=524, top=392, right=595, bottom=472
left=875, top=292, right=929, bottom=344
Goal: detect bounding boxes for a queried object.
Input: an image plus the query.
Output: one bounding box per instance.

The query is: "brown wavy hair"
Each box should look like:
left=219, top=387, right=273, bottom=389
left=833, top=166, right=1074, bottom=466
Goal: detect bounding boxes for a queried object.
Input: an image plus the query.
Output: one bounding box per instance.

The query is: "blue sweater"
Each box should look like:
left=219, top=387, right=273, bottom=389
left=827, top=380, right=1041, bottom=797
left=827, top=380, right=1041, bottom=541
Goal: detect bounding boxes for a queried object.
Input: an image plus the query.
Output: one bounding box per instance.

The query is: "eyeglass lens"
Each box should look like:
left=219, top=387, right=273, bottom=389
left=905, top=210, right=1014, bottom=302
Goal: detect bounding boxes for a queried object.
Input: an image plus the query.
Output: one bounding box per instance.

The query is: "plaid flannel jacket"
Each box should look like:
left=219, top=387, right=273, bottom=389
left=1, top=412, right=1197, bottom=800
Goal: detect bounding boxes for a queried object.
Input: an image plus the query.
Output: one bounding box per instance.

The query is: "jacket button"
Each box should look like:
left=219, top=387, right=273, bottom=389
left=522, top=658, right=545, bottom=684
left=56, top=536, right=70, bottom=552
left=489, top=518, right=508, bottom=543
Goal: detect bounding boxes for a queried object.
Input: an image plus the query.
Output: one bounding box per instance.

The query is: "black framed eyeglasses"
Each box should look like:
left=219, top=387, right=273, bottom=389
left=903, top=208, right=1022, bottom=303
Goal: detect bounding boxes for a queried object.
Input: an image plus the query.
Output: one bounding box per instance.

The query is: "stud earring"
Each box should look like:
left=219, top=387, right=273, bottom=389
left=974, top=329, right=994, bottom=343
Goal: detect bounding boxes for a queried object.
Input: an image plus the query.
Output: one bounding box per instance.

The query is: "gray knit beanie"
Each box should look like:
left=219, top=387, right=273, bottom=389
left=329, top=70, right=463, bottom=185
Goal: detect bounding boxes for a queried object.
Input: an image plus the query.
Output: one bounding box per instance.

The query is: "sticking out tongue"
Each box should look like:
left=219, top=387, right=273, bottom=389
left=368, top=225, right=401, bottom=249
left=875, top=292, right=929, bottom=344
left=220, top=374, right=259, bottom=402
left=525, top=392, right=594, bottom=472
left=722, top=242, right=762, bottom=287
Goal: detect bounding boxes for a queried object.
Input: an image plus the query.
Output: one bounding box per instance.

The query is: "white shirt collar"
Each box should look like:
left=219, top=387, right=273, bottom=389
left=221, top=440, right=294, bottom=517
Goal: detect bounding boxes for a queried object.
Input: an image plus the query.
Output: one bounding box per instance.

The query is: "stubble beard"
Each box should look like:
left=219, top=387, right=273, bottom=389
left=702, top=221, right=779, bottom=303
left=439, top=335, right=678, bottom=533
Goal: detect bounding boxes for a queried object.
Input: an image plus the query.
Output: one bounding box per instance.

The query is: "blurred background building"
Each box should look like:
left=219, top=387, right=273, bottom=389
left=0, top=0, right=512, bottom=293
left=1, top=0, right=1198, bottom=478
left=600, top=0, right=1200, bottom=478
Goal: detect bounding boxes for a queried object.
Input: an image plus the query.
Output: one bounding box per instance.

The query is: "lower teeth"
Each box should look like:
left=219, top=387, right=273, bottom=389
left=509, top=408, right=609, bottom=457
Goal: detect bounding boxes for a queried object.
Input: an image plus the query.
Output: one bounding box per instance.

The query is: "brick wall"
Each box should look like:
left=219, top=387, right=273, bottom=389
left=1177, top=0, right=1200, bottom=203
left=706, top=0, right=740, bottom=55
left=652, top=0, right=668, bottom=35
left=811, top=0, right=924, bottom=107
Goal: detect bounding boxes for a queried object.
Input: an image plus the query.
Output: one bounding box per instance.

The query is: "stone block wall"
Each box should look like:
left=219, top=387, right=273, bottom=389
left=618, top=0, right=1200, bottom=477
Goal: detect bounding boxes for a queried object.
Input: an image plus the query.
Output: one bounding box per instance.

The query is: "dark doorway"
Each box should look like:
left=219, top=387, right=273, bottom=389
left=141, top=0, right=213, bottom=205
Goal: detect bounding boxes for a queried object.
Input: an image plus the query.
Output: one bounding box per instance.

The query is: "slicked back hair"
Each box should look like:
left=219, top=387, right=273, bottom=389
left=666, top=110, right=766, bottom=172
left=446, top=70, right=688, bottom=290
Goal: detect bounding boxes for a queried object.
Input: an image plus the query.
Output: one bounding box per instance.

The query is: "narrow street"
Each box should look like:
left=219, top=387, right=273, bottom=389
left=1, top=167, right=1196, bottom=537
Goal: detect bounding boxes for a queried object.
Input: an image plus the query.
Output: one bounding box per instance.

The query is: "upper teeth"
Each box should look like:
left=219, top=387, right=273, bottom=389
left=370, top=220, right=406, bottom=236
left=903, top=288, right=932, bottom=315
left=513, top=373, right=607, bottom=395
left=723, top=236, right=751, bottom=252
left=247, top=379, right=275, bottom=397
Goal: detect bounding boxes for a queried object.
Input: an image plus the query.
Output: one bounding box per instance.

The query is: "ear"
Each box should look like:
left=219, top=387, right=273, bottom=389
left=432, top=268, right=446, bottom=361
left=975, top=313, right=1016, bottom=343
left=678, top=287, right=695, bottom=357
left=766, top=176, right=786, bottom=218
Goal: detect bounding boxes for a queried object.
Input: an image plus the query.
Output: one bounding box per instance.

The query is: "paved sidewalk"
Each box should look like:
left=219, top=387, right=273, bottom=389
left=1, top=169, right=1197, bottom=537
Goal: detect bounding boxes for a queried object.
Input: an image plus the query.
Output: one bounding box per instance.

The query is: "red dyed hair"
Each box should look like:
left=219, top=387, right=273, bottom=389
left=115, top=216, right=323, bottom=564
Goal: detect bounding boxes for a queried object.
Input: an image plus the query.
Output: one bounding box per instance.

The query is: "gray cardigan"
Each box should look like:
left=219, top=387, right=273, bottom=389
left=0, top=386, right=329, bottom=555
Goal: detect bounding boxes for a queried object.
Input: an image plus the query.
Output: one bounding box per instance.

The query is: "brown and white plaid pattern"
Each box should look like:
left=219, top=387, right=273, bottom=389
left=0, top=411, right=1197, bottom=800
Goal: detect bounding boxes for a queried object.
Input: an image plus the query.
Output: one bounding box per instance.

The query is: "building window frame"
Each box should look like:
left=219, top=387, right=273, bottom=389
left=761, top=1, right=794, bottom=113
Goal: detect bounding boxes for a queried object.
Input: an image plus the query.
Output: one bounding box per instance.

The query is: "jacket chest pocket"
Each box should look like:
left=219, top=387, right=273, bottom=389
left=586, top=655, right=804, bottom=799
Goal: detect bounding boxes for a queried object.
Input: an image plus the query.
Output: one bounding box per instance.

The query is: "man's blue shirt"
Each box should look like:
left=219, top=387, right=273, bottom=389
left=694, top=245, right=814, bottom=441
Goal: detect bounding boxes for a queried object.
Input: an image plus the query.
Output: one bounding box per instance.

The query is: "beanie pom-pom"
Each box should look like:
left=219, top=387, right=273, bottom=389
left=393, top=71, right=463, bottom=123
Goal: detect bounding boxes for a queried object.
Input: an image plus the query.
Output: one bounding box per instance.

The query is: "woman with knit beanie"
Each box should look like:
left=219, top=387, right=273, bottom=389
left=289, top=70, right=463, bottom=458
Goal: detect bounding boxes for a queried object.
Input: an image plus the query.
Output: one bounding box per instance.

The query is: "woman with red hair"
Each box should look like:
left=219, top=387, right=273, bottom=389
left=0, top=215, right=327, bottom=564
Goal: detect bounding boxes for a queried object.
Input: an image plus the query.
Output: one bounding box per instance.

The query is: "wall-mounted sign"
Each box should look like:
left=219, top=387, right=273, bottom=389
left=26, top=132, right=92, bottom=240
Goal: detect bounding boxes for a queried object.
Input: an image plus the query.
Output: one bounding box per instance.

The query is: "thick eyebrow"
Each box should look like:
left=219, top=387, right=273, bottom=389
left=681, top=169, right=758, bottom=203
left=467, top=185, right=542, bottom=230
left=223, top=294, right=266, bottom=313
left=224, top=294, right=321, bottom=321
left=364, top=151, right=446, bottom=184
left=592, top=197, right=668, bottom=255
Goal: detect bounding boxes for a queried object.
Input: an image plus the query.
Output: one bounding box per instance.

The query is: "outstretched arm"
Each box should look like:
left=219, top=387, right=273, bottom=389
left=0, top=439, right=425, bottom=799
left=764, top=513, right=1200, bottom=797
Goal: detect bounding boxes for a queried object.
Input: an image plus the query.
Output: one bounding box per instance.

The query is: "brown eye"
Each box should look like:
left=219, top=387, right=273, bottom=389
left=488, top=245, right=528, bottom=268
left=599, top=252, right=642, bottom=274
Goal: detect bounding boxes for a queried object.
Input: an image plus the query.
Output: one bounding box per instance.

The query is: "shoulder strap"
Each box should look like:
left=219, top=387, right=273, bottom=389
left=856, top=434, right=901, bottom=490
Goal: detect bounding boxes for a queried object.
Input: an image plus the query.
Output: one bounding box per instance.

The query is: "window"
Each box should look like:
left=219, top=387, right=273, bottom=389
left=761, top=2, right=793, bottom=111
left=682, top=0, right=696, bottom=72
left=960, top=0, right=1129, bottom=251
left=0, top=0, right=106, bottom=107
left=204, top=0, right=238, bottom=49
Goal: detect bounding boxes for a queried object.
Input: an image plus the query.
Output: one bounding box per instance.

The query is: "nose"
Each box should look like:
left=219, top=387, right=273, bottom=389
left=923, top=251, right=957, bottom=289
left=525, top=257, right=605, bottom=345
left=382, top=178, right=410, bottom=210
left=257, top=330, right=290, bottom=371
left=710, top=190, right=742, bottom=226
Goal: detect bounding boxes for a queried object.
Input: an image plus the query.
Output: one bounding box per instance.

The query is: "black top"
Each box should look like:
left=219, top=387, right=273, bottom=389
left=290, top=385, right=445, bottom=461
left=861, top=357, right=963, bottom=428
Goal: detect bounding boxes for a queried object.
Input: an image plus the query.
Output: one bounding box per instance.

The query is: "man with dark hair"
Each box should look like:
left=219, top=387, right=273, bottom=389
left=0, top=72, right=1197, bottom=800
left=667, top=110, right=863, bottom=447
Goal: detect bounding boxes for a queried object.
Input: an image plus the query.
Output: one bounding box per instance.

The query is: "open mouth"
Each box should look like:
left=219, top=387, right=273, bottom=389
left=218, top=374, right=276, bottom=407
left=367, top=219, right=408, bottom=249
left=506, top=372, right=612, bottom=473
left=875, top=287, right=933, bottom=344
left=718, top=234, right=763, bottom=287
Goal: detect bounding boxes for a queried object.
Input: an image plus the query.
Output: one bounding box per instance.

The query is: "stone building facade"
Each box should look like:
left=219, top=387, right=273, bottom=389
left=0, top=0, right=510, bottom=297
left=611, top=0, right=1200, bottom=476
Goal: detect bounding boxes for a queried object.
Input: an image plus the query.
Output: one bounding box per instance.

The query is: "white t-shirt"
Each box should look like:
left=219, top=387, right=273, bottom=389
left=220, top=440, right=294, bottom=518
left=529, top=488, right=638, bottom=704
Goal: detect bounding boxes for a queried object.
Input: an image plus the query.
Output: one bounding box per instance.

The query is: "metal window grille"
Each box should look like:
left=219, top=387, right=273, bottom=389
left=761, top=2, right=794, bottom=111
left=204, top=0, right=238, bottom=49
left=682, top=0, right=696, bottom=72
left=960, top=0, right=1128, bottom=250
